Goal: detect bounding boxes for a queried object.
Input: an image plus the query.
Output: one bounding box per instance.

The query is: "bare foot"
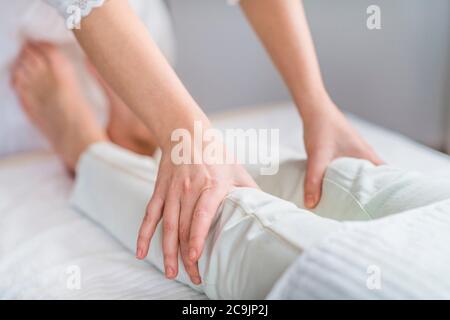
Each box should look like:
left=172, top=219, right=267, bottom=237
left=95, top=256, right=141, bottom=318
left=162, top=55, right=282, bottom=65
left=87, top=62, right=158, bottom=157
left=11, top=42, right=107, bottom=172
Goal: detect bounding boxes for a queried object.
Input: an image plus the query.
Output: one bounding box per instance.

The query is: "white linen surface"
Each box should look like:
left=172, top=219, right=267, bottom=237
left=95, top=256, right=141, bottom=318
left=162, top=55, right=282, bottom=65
left=1, top=103, right=450, bottom=299
left=0, top=153, right=205, bottom=300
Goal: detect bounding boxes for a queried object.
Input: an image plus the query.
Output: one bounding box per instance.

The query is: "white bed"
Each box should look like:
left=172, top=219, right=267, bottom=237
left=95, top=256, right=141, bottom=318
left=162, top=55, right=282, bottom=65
left=1, top=102, right=450, bottom=299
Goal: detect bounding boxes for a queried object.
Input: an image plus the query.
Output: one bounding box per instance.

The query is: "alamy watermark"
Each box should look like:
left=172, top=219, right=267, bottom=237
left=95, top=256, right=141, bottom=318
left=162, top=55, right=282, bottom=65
left=66, top=265, right=82, bottom=290
left=171, top=121, right=280, bottom=175
left=66, top=5, right=82, bottom=30
left=366, top=264, right=382, bottom=290
left=367, top=5, right=382, bottom=30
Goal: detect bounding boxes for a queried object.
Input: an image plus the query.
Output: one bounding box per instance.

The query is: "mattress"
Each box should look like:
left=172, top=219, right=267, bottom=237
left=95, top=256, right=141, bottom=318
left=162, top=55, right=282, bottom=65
left=1, top=102, right=450, bottom=299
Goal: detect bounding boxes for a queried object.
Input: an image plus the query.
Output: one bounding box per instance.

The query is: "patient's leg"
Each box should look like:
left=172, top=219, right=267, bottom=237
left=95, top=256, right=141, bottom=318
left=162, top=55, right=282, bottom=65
left=11, top=40, right=327, bottom=299
left=253, top=154, right=450, bottom=221
left=68, top=145, right=450, bottom=298
left=86, top=61, right=158, bottom=157
left=11, top=41, right=107, bottom=172
left=14, top=42, right=450, bottom=299
left=319, top=157, right=450, bottom=219
left=70, top=142, right=341, bottom=299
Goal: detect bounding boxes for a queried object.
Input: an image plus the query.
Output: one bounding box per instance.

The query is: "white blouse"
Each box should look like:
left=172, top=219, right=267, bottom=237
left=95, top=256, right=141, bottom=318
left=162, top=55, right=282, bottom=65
left=44, top=0, right=105, bottom=29
left=45, top=0, right=240, bottom=29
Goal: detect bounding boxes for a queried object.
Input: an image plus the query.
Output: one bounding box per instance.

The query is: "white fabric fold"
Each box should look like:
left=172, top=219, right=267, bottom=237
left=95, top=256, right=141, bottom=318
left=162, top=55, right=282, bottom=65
left=70, top=142, right=450, bottom=299
left=70, top=142, right=341, bottom=299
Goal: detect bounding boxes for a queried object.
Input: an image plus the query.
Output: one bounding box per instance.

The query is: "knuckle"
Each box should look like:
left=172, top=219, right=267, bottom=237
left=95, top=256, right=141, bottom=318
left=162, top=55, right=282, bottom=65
left=182, top=256, right=194, bottom=268
left=143, top=210, right=154, bottom=222
left=182, top=178, right=192, bottom=194
left=149, top=193, right=164, bottom=207
left=204, top=176, right=218, bottom=188
left=210, top=177, right=219, bottom=188
left=193, top=209, right=208, bottom=220
left=163, top=220, right=176, bottom=233
left=154, top=175, right=169, bottom=191
left=201, top=173, right=213, bottom=186
left=307, top=177, right=320, bottom=187
left=169, top=179, right=179, bottom=190
left=137, top=234, right=149, bottom=243
left=179, top=225, right=190, bottom=242
left=204, top=175, right=212, bottom=185
left=164, top=252, right=176, bottom=261
left=189, top=235, right=203, bottom=246
left=183, top=259, right=197, bottom=271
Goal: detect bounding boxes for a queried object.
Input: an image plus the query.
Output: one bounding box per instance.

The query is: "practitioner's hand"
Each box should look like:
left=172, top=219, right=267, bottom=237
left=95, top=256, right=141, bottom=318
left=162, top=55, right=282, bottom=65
left=136, top=141, right=258, bottom=285
left=302, top=97, right=384, bottom=209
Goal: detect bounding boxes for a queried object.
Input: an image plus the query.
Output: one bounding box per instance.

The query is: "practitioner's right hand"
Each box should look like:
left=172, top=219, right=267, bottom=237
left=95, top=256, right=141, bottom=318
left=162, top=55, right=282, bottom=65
left=136, top=141, right=258, bottom=285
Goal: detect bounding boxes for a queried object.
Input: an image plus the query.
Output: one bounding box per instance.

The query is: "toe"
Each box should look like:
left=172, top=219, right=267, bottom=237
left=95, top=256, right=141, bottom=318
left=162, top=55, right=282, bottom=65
left=34, top=42, right=60, bottom=65
left=17, top=56, right=34, bottom=80
left=12, top=76, right=33, bottom=112
left=36, top=42, right=58, bottom=54
left=24, top=43, right=47, bottom=72
left=11, top=63, right=28, bottom=89
left=21, top=45, right=44, bottom=73
left=12, top=47, right=33, bottom=78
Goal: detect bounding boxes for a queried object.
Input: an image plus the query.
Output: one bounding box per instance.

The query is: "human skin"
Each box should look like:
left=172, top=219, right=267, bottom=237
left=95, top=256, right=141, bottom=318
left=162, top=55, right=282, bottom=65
left=71, top=0, right=382, bottom=284
left=72, top=0, right=257, bottom=285
left=240, top=0, right=383, bottom=209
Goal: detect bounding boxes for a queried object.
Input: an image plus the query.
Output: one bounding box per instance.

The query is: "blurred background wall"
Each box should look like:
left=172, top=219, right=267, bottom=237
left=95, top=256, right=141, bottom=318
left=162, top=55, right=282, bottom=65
left=166, top=0, right=450, bottom=151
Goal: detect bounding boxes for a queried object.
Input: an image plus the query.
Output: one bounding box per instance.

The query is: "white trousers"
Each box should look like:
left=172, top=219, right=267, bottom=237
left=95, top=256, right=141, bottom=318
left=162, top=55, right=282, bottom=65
left=70, top=142, right=450, bottom=299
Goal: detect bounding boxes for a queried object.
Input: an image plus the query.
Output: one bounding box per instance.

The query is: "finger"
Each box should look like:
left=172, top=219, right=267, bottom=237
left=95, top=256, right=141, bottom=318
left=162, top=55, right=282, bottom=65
left=162, top=189, right=181, bottom=279
left=16, top=52, right=41, bottom=80
left=360, top=143, right=385, bottom=166
left=179, top=180, right=202, bottom=285
left=304, top=155, right=329, bottom=209
left=10, top=46, right=25, bottom=76
left=23, top=44, right=45, bottom=67
left=11, top=65, right=29, bottom=91
left=23, top=41, right=49, bottom=64
left=234, top=166, right=260, bottom=189
left=188, top=187, right=225, bottom=265
left=30, top=42, right=57, bottom=64
left=369, top=151, right=385, bottom=166
left=136, top=192, right=164, bottom=260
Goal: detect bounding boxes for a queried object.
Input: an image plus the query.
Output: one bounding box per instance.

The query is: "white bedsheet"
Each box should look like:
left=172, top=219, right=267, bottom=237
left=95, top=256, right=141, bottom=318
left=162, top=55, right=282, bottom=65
left=1, top=102, right=450, bottom=299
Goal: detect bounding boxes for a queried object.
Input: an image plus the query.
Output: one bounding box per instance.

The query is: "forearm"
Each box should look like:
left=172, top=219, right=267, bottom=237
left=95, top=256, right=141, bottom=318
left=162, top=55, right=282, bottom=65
left=74, top=0, right=209, bottom=150
left=240, top=0, right=330, bottom=118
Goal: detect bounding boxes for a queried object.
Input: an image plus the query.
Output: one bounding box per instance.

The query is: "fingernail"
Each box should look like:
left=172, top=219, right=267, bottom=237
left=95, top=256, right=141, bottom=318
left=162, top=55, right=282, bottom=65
left=166, top=266, right=175, bottom=278
left=192, top=276, right=202, bottom=285
left=305, top=195, right=315, bottom=208
left=189, top=248, right=197, bottom=261
left=136, top=249, right=143, bottom=259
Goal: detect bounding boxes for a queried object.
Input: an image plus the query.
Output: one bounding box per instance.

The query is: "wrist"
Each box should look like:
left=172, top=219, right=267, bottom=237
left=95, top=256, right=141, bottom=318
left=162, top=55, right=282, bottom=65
left=160, top=118, right=215, bottom=155
left=294, top=89, right=335, bottom=120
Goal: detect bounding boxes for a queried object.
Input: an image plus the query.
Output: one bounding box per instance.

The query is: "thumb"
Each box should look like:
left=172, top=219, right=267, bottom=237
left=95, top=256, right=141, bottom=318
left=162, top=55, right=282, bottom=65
left=365, top=147, right=385, bottom=166
left=371, top=152, right=385, bottom=166
left=304, top=156, right=329, bottom=209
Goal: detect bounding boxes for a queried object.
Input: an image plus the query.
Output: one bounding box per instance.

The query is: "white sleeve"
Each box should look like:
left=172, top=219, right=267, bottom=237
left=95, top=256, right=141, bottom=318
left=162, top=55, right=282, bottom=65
left=43, top=0, right=105, bottom=29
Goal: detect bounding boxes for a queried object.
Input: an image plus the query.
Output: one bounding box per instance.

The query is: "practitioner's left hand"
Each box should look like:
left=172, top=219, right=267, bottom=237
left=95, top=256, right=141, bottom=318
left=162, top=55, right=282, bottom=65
left=302, top=97, right=384, bottom=209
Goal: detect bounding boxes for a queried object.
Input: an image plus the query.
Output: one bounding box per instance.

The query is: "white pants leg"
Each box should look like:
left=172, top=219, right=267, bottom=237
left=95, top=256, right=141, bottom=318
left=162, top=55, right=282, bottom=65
left=70, top=142, right=450, bottom=299
left=70, top=142, right=340, bottom=299
left=254, top=156, right=450, bottom=221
